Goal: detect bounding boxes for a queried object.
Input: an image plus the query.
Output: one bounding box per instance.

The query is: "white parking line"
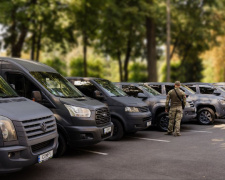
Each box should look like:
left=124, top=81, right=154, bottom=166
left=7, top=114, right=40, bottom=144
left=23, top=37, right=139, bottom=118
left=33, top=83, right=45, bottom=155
left=128, top=136, right=170, bottom=142
left=186, top=130, right=212, bottom=133
left=79, top=149, right=108, bottom=156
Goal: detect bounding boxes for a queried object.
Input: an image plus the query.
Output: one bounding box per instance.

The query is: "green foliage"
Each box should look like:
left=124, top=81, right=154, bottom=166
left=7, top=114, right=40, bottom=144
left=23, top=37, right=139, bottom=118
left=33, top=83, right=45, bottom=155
left=161, top=57, right=203, bottom=82
left=70, top=57, right=104, bottom=78
left=44, top=57, right=67, bottom=76
left=128, top=62, right=148, bottom=82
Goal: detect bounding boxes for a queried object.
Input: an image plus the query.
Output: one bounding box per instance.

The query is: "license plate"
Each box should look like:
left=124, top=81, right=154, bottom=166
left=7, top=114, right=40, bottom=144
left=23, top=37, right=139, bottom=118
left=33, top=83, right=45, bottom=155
left=104, top=127, right=112, bottom=134
left=38, top=150, right=53, bottom=163
left=147, top=121, right=151, bottom=127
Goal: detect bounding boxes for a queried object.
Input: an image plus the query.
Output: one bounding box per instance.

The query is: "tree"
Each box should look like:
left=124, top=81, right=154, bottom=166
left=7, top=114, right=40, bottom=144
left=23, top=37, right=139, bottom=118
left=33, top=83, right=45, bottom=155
left=70, top=57, right=104, bottom=78
left=44, top=57, right=67, bottom=76
left=0, top=0, right=74, bottom=61
left=69, top=0, right=105, bottom=76
left=96, top=0, right=147, bottom=82
left=168, top=0, right=225, bottom=81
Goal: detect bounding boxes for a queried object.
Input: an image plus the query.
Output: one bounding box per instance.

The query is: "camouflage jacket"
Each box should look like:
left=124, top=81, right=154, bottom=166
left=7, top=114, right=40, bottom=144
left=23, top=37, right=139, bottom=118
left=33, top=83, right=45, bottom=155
left=165, top=87, right=186, bottom=110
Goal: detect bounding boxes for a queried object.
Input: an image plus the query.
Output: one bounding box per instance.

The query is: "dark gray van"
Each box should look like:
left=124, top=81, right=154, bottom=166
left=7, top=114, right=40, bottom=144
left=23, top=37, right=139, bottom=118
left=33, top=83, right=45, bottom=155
left=0, top=76, right=58, bottom=173
left=115, top=82, right=196, bottom=131
left=0, top=57, right=113, bottom=157
left=67, top=77, right=152, bottom=140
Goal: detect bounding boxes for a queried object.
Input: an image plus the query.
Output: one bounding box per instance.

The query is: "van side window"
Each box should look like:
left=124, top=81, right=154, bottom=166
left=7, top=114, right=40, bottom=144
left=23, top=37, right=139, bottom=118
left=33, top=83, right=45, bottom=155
left=165, top=85, right=174, bottom=94
left=149, top=85, right=161, bottom=93
left=121, top=85, right=143, bottom=97
left=185, top=85, right=197, bottom=92
left=199, top=86, right=214, bottom=94
left=73, top=80, right=98, bottom=98
left=6, top=73, right=40, bottom=99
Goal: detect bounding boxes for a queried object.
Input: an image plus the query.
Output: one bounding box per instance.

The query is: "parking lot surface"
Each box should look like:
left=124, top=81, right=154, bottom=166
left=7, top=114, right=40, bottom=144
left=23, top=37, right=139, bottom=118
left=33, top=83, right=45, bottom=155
left=2, top=120, right=225, bottom=180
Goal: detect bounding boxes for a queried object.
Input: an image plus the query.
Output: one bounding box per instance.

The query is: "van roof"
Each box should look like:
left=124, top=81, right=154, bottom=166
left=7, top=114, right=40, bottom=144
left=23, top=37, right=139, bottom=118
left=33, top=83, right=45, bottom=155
left=0, top=57, right=57, bottom=73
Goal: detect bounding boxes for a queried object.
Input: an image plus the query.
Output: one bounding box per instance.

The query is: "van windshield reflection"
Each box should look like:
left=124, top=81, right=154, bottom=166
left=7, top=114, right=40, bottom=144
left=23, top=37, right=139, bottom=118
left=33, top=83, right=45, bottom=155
left=94, top=79, right=127, bottom=97
left=0, top=76, right=18, bottom=98
left=30, top=72, right=84, bottom=98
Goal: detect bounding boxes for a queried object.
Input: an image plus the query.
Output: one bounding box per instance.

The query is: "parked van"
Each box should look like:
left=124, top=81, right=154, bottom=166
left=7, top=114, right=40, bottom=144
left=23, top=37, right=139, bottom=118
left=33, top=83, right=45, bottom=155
left=0, top=76, right=58, bottom=173
left=0, top=57, right=113, bottom=157
left=66, top=77, right=152, bottom=140
left=115, top=82, right=196, bottom=131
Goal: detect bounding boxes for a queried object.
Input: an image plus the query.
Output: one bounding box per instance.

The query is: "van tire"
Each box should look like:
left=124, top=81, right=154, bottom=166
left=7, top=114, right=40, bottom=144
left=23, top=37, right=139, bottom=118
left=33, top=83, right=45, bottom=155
left=54, top=133, right=67, bottom=158
left=157, top=112, right=169, bottom=131
left=197, top=107, right=215, bottom=125
left=108, top=118, right=124, bottom=141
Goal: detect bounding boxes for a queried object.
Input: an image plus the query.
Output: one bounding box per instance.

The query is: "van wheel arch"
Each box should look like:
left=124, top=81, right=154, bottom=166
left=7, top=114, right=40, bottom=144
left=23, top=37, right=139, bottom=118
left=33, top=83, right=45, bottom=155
left=108, top=116, right=125, bottom=141
left=54, top=124, right=68, bottom=157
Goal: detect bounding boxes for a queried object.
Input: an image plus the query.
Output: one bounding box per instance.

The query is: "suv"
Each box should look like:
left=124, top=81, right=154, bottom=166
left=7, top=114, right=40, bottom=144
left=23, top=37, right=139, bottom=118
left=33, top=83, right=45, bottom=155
left=0, top=76, right=58, bottom=173
left=115, top=82, right=196, bottom=131
left=67, top=77, right=152, bottom=140
left=0, top=57, right=113, bottom=157
left=184, top=82, right=224, bottom=97
left=148, top=82, right=225, bottom=125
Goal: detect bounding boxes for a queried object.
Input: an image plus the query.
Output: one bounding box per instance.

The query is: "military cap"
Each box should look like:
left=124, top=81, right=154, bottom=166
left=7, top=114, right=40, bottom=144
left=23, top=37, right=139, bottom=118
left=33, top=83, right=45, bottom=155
left=175, top=81, right=181, bottom=86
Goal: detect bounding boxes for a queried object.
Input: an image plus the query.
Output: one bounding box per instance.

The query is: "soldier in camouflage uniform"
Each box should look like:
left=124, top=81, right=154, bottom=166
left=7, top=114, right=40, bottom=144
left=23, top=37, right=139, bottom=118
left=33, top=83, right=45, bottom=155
left=165, top=81, right=186, bottom=136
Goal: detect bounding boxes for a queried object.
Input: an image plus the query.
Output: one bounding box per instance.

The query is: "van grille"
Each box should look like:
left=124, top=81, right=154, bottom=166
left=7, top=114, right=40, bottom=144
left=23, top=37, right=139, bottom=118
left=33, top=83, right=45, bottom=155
left=143, top=116, right=152, bottom=122
left=95, top=108, right=111, bottom=125
left=31, top=139, right=53, bottom=153
left=22, top=115, right=57, bottom=140
left=138, top=106, right=149, bottom=112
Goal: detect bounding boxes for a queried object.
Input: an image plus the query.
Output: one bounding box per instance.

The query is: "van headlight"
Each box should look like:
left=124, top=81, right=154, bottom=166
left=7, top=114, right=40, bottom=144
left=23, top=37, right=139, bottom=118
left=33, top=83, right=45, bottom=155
left=185, top=102, right=191, bottom=107
left=125, top=107, right=140, bottom=112
left=65, top=105, right=91, bottom=117
left=0, top=116, right=17, bottom=142
left=219, top=99, right=225, bottom=105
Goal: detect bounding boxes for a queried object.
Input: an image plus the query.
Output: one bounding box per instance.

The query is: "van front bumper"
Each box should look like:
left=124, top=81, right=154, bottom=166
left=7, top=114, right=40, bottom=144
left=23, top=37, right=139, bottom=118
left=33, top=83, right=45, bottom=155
left=66, top=122, right=114, bottom=147
left=125, top=112, right=152, bottom=133
left=0, top=137, right=58, bottom=173
left=182, top=107, right=197, bottom=123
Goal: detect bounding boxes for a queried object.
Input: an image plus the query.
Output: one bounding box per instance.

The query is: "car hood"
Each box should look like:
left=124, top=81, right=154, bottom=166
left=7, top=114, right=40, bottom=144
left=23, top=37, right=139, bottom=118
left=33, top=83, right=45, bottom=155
left=0, top=97, right=53, bottom=122
left=60, top=97, right=106, bottom=110
left=109, top=96, right=147, bottom=107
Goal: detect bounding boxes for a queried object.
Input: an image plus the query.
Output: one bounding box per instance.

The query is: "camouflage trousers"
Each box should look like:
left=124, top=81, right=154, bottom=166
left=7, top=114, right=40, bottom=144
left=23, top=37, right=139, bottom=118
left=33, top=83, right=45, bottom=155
left=168, top=107, right=183, bottom=134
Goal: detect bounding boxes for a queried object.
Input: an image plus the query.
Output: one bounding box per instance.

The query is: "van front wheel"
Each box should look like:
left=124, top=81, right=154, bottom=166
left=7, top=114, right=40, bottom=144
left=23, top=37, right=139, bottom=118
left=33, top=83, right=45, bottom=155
left=54, top=133, right=67, bottom=158
left=108, top=118, right=124, bottom=141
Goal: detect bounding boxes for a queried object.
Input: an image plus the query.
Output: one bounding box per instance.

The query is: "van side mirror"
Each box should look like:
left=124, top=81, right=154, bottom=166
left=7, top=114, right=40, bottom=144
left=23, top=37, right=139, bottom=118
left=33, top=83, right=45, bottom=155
left=94, top=90, right=104, bottom=100
left=32, top=91, right=42, bottom=102
left=213, top=90, right=221, bottom=96
left=137, top=93, right=148, bottom=100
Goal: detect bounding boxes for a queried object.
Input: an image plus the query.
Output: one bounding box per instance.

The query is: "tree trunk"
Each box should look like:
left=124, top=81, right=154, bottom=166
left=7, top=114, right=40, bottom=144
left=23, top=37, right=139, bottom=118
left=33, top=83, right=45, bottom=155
left=83, top=34, right=88, bottom=77
left=31, top=32, right=36, bottom=60
left=123, top=39, right=132, bottom=81
left=146, top=16, right=157, bottom=82
left=36, top=22, right=43, bottom=62
left=117, top=50, right=123, bottom=82
left=11, top=27, right=28, bottom=57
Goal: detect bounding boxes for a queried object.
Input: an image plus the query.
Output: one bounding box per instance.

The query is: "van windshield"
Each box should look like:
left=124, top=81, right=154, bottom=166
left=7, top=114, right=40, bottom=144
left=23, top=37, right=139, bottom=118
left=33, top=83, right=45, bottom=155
left=140, top=84, right=161, bottom=96
left=217, top=86, right=225, bottom=93
left=181, top=85, right=195, bottom=94
left=30, top=72, right=84, bottom=98
left=94, top=79, right=127, bottom=97
left=0, top=76, right=18, bottom=98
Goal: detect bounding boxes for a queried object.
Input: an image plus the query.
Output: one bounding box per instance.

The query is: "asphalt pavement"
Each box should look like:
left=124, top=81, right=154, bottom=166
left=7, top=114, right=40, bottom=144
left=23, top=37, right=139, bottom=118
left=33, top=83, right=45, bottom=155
left=2, top=119, right=225, bottom=180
